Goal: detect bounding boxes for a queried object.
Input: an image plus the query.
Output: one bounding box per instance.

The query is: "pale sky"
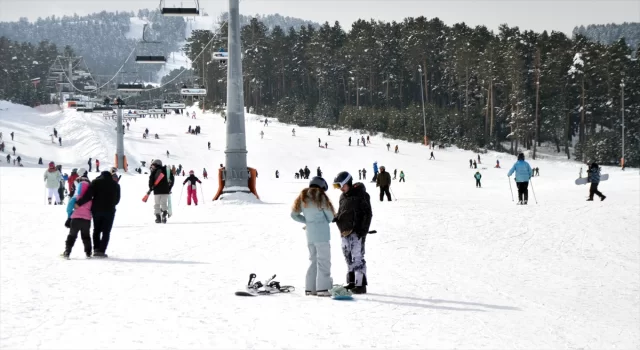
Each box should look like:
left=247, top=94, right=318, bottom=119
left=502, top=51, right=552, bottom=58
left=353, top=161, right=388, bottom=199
left=0, top=0, right=638, bottom=35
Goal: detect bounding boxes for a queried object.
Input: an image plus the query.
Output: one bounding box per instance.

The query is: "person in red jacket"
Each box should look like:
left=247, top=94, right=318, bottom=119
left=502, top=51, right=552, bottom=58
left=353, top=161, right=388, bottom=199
left=68, top=168, right=79, bottom=198
left=95, top=159, right=100, bottom=173
left=183, top=170, right=202, bottom=205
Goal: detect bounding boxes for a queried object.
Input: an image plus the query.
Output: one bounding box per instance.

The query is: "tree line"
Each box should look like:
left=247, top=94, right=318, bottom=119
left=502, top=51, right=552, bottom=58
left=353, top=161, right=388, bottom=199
left=184, top=17, right=639, bottom=166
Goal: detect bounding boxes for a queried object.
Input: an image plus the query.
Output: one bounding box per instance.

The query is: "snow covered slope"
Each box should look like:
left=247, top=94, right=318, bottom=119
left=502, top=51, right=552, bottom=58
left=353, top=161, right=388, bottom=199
left=1, top=100, right=639, bottom=349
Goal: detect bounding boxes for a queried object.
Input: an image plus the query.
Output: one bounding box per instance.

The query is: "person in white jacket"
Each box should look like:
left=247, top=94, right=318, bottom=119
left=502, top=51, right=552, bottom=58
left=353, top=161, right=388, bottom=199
left=44, top=161, right=63, bottom=205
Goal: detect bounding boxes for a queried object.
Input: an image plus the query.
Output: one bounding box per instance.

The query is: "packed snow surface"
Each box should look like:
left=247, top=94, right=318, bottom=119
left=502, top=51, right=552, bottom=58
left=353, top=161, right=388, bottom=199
left=0, top=100, right=639, bottom=349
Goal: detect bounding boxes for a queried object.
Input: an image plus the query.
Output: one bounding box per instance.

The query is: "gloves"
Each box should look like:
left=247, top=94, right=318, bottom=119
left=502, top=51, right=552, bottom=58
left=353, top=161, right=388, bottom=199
left=64, top=218, right=71, bottom=228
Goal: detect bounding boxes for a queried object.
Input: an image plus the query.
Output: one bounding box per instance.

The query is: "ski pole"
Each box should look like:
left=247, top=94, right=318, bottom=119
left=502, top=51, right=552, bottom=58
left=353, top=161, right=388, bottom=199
left=390, top=188, right=397, bottom=201
left=530, top=178, right=538, bottom=204
left=508, top=176, right=514, bottom=202
left=178, top=184, right=184, bottom=206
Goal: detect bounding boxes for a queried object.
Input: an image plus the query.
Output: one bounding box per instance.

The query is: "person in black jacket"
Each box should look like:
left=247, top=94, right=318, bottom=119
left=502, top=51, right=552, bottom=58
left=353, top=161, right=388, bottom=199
left=332, top=171, right=373, bottom=294
left=182, top=170, right=202, bottom=205
left=76, top=167, right=121, bottom=257
left=149, top=159, right=174, bottom=223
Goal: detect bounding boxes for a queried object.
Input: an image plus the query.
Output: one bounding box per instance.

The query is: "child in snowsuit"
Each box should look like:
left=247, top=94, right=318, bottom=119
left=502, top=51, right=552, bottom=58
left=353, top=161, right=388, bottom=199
left=183, top=171, right=202, bottom=205
left=291, top=176, right=335, bottom=297
left=62, top=173, right=93, bottom=258
left=474, top=171, right=482, bottom=188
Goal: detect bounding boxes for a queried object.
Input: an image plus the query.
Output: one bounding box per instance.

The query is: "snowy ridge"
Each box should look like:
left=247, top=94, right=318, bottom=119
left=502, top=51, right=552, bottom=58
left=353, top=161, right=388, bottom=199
left=0, top=100, right=639, bottom=349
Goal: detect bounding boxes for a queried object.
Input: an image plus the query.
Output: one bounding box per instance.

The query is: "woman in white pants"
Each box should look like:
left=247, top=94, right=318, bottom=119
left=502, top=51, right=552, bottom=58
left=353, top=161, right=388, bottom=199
left=44, top=161, right=63, bottom=205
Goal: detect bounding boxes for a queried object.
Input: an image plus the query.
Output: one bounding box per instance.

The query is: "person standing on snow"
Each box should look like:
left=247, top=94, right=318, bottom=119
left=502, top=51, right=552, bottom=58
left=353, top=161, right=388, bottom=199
left=332, top=171, right=372, bottom=294
left=61, top=170, right=93, bottom=259
left=74, top=167, right=121, bottom=258
left=474, top=171, right=482, bottom=188
left=44, top=162, right=63, bottom=205
left=182, top=170, right=202, bottom=205
left=399, top=171, right=405, bottom=182
left=95, top=159, right=100, bottom=172
left=148, top=159, right=174, bottom=223
left=291, top=176, right=336, bottom=297
left=375, top=166, right=392, bottom=201
left=203, top=168, right=208, bottom=179
left=586, top=162, right=606, bottom=201
left=68, top=168, right=79, bottom=198
left=372, top=161, right=379, bottom=182
left=507, top=153, right=532, bottom=205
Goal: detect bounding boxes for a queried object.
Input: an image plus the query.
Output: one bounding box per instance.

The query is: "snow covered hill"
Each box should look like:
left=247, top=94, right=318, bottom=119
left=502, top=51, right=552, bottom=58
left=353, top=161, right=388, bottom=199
left=1, top=101, right=639, bottom=349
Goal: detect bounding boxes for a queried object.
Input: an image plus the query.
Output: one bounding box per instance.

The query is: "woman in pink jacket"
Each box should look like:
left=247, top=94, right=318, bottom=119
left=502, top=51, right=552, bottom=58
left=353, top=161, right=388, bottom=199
left=61, top=170, right=93, bottom=259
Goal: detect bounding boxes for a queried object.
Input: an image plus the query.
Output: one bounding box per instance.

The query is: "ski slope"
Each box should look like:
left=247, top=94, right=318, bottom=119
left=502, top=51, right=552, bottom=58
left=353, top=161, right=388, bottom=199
left=1, top=101, right=639, bottom=349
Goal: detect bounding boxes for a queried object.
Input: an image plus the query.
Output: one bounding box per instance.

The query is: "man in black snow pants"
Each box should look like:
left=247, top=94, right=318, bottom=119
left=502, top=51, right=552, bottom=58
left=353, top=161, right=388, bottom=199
left=332, top=171, right=373, bottom=294
left=375, top=165, right=392, bottom=201
left=75, top=167, right=121, bottom=257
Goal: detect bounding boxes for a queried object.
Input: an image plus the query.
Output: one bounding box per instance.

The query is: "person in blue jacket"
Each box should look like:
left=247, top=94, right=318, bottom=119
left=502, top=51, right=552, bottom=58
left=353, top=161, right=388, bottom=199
left=372, top=161, right=379, bottom=182
left=290, top=176, right=336, bottom=297
left=507, top=153, right=533, bottom=204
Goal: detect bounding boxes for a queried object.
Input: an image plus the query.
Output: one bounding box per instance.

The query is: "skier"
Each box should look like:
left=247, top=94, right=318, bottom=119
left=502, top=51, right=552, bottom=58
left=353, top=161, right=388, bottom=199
left=290, top=176, right=335, bottom=297
left=507, top=153, right=533, bottom=205
left=430, top=151, right=435, bottom=160
left=68, top=168, right=79, bottom=198
left=203, top=168, right=208, bottom=179
left=372, top=161, right=379, bottom=182
left=61, top=170, right=93, bottom=259
left=182, top=170, right=202, bottom=205
left=399, top=171, right=405, bottom=182
left=75, top=167, right=121, bottom=258
left=44, top=162, right=63, bottom=205
left=332, top=171, right=372, bottom=294
left=586, top=162, right=606, bottom=201
left=96, top=159, right=100, bottom=173
left=148, top=159, right=174, bottom=223
left=375, top=166, right=392, bottom=202
left=474, top=171, right=482, bottom=188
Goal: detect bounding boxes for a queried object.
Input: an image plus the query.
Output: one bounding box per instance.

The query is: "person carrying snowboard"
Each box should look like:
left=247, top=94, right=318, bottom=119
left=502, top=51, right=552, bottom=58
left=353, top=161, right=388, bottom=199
left=375, top=165, right=392, bottom=201
left=148, top=159, right=174, bottom=223
left=332, top=171, right=372, bottom=294
left=44, top=161, right=63, bottom=205
left=183, top=170, right=202, bottom=205
left=507, top=153, right=532, bottom=205
left=61, top=170, right=93, bottom=259
left=474, top=171, right=482, bottom=188
left=587, top=162, right=606, bottom=201
left=290, top=176, right=336, bottom=297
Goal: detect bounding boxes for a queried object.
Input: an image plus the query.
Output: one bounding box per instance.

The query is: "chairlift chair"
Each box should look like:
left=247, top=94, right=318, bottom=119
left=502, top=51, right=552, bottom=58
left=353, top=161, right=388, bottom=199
left=136, top=24, right=166, bottom=64
left=117, top=83, right=146, bottom=92
left=160, top=0, right=200, bottom=16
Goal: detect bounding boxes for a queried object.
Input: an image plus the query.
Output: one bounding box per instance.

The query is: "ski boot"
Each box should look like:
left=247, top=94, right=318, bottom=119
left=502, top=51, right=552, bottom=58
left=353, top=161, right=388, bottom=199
left=93, top=251, right=108, bottom=258
left=60, top=251, right=70, bottom=260
left=161, top=210, right=168, bottom=223
left=85, top=252, right=92, bottom=259
left=155, top=214, right=162, bottom=223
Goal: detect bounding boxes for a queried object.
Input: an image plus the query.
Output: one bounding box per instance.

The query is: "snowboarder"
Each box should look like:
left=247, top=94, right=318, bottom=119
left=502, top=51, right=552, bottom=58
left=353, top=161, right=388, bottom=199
left=376, top=166, right=392, bottom=202
left=332, top=171, right=372, bottom=294
left=586, top=163, right=606, bottom=201
left=474, top=171, right=482, bottom=188
left=290, top=176, right=335, bottom=297
left=44, top=162, right=63, bottom=205
left=61, top=171, right=93, bottom=259
left=148, top=159, right=174, bottom=223
left=507, top=153, right=533, bottom=205
left=75, top=167, right=121, bottom=258
left=183, top=170, right=202, bottom=205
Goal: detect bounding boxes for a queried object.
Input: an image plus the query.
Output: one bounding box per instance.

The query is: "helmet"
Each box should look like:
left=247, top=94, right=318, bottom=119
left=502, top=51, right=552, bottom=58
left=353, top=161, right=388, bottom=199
left=380, top=165, right=386, bottom=171
left=517, top=153, right=525, bottom=161
left=332, top=171, right=352, bottom=189
left=309, top=176, right=328, bottom=191
left=152, top=159, right=162, bottom=167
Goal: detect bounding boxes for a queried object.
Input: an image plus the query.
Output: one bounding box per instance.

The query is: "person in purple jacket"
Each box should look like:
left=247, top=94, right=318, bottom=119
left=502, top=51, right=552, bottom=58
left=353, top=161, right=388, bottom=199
left=61, top=170, right=93, bottom=259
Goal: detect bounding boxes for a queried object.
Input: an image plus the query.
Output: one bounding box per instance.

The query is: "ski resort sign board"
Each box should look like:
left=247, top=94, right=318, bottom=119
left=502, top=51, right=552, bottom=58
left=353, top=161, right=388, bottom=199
left=162, top=103, right=186, bottom=109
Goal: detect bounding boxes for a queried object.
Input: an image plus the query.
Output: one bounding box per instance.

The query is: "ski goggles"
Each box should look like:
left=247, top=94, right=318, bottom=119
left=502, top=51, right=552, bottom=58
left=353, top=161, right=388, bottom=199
left=332, top=174, right=352, bottom=189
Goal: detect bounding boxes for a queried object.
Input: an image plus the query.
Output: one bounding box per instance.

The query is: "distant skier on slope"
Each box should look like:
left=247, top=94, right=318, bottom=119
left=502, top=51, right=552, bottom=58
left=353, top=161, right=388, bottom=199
left=474, top=171, right=482, bottom=188
left=183, top=170, right=202, bottom=206
left=507, top=153, right=532, bottom=205
left=290, top=176, right=336, bottom=297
